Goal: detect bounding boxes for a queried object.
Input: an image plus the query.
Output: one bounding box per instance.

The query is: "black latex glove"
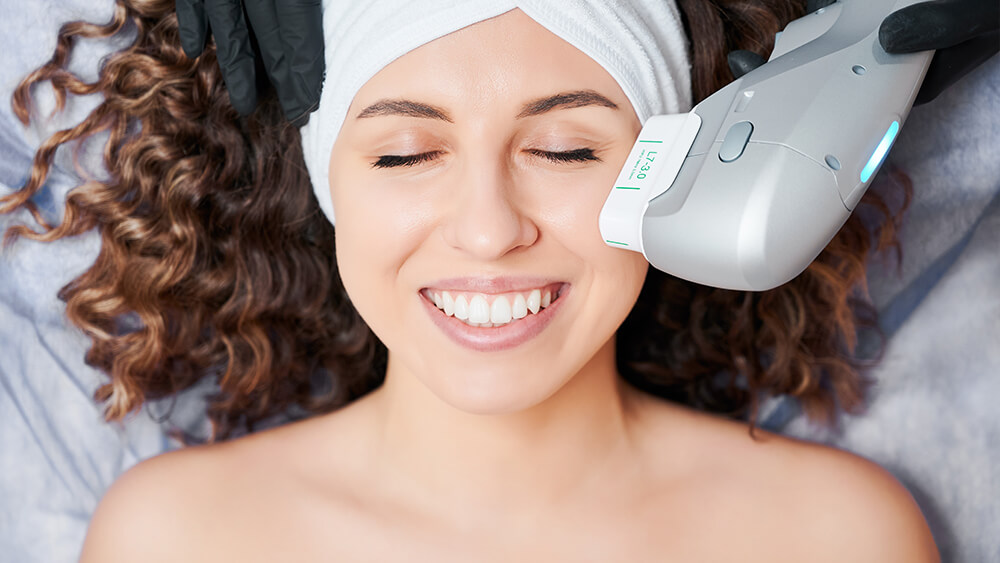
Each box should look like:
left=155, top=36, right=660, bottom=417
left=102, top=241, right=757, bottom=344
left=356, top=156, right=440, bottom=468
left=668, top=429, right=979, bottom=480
left=176, top=0, right=324, bottom=124
left=729, top=0, right=999, bottom=105
left=879, top=0, right=999, bottom=104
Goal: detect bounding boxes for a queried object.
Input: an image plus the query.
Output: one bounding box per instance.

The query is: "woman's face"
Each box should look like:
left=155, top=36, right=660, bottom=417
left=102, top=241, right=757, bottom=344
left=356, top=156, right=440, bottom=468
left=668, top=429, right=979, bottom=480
left=329, top=9, right=648, bottom=414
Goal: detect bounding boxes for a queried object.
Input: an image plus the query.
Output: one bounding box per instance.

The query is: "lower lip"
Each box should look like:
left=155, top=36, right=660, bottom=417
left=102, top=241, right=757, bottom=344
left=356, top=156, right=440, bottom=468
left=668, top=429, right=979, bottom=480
left=420, top=285, right=569, bottom=353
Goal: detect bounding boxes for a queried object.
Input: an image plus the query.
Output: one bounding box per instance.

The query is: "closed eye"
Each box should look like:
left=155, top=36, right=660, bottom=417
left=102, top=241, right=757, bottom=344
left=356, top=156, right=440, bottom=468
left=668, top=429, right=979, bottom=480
left=371, top=148, right=601, bottom=168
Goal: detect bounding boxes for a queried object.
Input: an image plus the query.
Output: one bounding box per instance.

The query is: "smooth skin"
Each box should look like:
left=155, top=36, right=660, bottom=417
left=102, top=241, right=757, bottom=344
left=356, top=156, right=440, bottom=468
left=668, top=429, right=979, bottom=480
left=80, top=9, right=938, bottom=562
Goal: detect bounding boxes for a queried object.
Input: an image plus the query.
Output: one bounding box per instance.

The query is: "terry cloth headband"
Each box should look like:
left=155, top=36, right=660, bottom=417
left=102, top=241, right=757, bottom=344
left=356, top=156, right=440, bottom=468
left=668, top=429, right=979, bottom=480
left=299, top=0, right=692, bottom=225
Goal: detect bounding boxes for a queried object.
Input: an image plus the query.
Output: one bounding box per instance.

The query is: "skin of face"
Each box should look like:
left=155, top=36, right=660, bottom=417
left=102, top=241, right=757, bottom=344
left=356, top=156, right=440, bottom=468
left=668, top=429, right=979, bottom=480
left=328, top=8, right=649, bottom=415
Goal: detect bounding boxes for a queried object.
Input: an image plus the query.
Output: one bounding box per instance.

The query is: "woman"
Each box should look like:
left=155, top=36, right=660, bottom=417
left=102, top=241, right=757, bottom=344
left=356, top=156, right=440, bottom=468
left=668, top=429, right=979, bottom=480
left=3, top=0, right=937, bottom=560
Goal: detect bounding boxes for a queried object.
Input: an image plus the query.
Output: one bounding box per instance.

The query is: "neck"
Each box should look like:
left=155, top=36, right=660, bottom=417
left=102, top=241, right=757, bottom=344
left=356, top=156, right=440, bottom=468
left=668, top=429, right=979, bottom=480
left=364, top=338, right=646, bottom=514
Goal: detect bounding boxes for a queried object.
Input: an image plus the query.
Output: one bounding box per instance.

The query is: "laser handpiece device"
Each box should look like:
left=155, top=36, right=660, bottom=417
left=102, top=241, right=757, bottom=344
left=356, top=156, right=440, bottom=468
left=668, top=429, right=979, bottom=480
left=599, top=0, right=934, bottom=291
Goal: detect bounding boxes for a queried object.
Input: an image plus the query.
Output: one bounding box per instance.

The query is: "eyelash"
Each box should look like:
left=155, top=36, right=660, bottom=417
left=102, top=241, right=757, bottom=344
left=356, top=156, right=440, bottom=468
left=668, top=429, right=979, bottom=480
left=372, top=152, right=441, bottom=168
left=371, top=148, right=600, bottom=168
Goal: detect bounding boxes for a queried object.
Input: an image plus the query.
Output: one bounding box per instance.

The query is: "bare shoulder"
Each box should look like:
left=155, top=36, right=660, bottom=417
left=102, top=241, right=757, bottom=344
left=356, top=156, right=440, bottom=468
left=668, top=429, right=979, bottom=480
left=634, top=398, right=939, bottom=562
left=79, top=442, right=233, bottom=563
left=80, top=406, right=371, bottom=563
left=771, top=435, right=940, bottom=562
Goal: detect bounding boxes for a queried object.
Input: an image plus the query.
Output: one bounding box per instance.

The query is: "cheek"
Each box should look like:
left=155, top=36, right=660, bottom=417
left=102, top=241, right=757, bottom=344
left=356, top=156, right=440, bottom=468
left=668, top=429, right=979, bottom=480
left=330, top=144, right=435, bottom=263
left=329, top=170, right=435, bottom=339
left=533, top=170, right=648, bottom=311
left=532, top=167, right=619, bottom=260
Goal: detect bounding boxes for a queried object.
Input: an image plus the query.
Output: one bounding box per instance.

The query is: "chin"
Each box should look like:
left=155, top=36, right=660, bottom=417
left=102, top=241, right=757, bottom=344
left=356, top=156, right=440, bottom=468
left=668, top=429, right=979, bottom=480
left=427, top=363, right=569, bottom=416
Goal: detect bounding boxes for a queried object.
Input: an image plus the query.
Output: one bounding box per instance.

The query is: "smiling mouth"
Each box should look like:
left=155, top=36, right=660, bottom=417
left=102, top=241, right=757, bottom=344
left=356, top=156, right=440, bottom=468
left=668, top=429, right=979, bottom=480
left=421, top=283, right=566, bottom=328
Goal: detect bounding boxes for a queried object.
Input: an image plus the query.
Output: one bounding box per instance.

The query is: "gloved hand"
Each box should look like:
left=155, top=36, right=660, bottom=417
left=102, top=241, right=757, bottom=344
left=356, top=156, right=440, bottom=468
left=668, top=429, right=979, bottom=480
left=879, top=0, right=999, bottom=104
left=176, top=0, right=324, bottom=124
left=728, top=0, right=999, bottom=105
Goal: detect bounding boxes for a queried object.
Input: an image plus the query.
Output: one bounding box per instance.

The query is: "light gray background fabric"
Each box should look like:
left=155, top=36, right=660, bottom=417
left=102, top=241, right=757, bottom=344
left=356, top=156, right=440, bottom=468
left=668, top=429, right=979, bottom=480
left=1, top=1, right=997, bottom=562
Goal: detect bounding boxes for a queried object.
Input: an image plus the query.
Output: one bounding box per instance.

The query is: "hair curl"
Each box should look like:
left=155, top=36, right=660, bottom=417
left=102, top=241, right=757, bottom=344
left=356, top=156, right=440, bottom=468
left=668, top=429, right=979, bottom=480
left=2, top=0, right=910, bottom=442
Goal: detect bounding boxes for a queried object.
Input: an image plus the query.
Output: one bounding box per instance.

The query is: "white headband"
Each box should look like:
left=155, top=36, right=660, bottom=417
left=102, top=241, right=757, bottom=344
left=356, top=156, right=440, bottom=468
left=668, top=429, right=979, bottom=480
left=299, top=0, right=692, bottom=225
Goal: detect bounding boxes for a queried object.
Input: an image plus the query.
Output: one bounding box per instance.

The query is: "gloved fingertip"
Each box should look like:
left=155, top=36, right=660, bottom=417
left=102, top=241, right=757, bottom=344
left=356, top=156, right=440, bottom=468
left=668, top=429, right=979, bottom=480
left=175, top=0, right=208, bottom=59
left=277, top=67, right=323, bottom=124
left=288, top=109, right=311, bottom=128
left=279, top=93, right=317, bottom=125
left=805, top=0, right=837, bottom=14
left=878, top=11, right=919, bottom=53
left=178, top=32, right=205, bottom=59
left=913, top=84, right=943, bottom=106
left=225, top=70, right=259, bottom=116
left=727, top=50, right=766, bottom=80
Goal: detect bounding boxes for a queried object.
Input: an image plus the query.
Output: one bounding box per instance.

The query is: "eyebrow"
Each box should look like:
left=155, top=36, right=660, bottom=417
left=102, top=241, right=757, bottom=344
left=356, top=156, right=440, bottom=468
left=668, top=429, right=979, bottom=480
left=356, top=100, right=453, bottom=121
left=516, top=90, right=619, bottom=118
left=354, top=90, right=618, bottom=122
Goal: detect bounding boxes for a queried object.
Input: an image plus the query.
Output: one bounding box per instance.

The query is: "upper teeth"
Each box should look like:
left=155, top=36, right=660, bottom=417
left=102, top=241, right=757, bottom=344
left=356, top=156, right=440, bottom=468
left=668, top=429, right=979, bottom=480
left=427, top=288, right=559, bottom=328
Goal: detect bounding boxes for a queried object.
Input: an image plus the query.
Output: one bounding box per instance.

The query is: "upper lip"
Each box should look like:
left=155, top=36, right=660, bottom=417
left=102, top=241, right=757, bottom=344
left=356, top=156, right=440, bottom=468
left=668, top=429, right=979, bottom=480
left=421, top=276, right=567, bottom=294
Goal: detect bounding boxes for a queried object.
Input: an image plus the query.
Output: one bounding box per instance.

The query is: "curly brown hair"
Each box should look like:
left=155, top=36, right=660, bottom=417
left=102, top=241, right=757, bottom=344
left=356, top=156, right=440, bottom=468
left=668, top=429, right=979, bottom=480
left=2, top=0, right=910, bottom=442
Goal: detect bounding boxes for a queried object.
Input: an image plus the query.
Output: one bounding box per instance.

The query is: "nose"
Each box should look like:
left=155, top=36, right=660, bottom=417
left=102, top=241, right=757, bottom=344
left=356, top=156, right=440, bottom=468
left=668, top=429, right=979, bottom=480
left=440, top=157, right=539, bottom=261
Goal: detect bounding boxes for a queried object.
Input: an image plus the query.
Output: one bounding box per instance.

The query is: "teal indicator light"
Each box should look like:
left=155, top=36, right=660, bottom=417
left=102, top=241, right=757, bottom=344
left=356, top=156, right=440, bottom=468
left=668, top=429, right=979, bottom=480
left=860, top=121, right=899, bottom=183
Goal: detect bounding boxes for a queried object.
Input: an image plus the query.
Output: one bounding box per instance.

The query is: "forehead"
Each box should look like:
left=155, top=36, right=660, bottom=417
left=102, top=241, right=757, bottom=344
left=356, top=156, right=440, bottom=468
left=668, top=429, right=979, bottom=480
left=349, top=9, right=632, bottom=117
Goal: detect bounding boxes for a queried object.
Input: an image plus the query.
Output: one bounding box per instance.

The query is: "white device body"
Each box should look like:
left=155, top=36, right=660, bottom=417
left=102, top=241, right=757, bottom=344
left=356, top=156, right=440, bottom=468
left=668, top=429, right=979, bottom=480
left=599, top=0, right=934, bottom=290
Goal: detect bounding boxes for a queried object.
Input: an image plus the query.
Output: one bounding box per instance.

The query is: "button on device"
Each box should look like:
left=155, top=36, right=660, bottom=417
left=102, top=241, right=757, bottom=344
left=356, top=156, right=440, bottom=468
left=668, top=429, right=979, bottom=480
left=719, top=120, right=754, bottom=162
